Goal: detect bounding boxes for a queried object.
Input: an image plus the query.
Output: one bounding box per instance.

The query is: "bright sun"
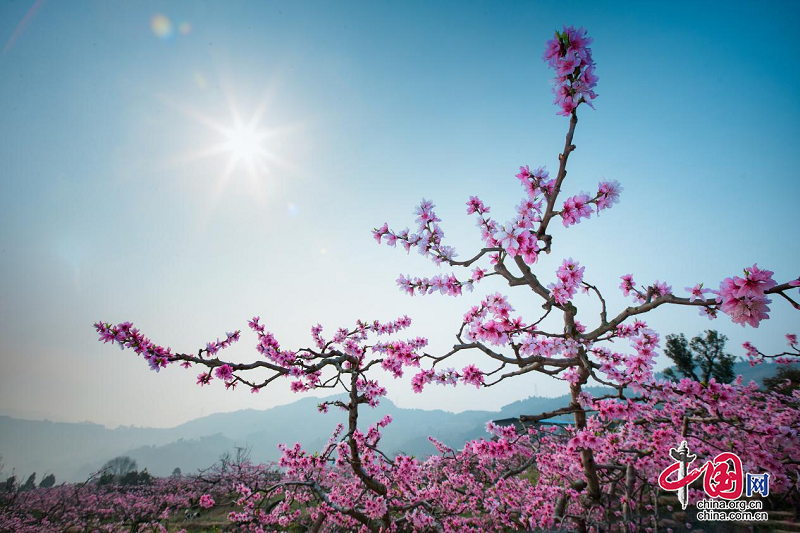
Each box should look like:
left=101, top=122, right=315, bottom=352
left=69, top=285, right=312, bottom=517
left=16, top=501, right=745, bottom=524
left=222, top=121, right=267, bottom=163
left=164, top=85, right=297, bottom=204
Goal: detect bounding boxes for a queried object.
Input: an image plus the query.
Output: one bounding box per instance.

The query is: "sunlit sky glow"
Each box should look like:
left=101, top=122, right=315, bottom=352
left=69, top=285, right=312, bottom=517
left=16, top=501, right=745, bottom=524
left=1, top=1, right=798, bottom=428
left=165, top=89, right=292, bottom=206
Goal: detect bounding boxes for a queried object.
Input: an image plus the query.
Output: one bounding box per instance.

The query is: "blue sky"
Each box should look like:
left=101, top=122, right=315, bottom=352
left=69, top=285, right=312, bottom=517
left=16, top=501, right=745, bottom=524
left=1, top=0, right=798, bottom=428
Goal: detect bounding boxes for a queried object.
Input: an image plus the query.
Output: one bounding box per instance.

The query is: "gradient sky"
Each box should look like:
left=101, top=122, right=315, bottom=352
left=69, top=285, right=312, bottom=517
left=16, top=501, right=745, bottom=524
left=1, top=0, right=798, bottom=428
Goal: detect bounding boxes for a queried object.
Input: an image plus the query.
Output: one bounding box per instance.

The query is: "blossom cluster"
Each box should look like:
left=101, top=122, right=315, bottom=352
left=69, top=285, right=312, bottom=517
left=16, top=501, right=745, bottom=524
left=618, top=274, right=673, bottom=304
left=743, top=334, right=800, bottom=366
left=376, top=172, right=622, bottom=283
left=619, top=264, right=788, bottom=328
left=410, top=363, right=485, bottom=393
left=93, top=321, right=240, bottom=373
left=372, top=198, right=456, bottom=265
left=372, top=337, right=427, bottom=378
left=717, top=264, right=776, bottom=327
left=462, top=292, right=523, bottom=346
left=396, top=267, right=488, bottom=297
left=548, top=258, right=585, bottom=305
left=543, top=25, right=598, bottom=116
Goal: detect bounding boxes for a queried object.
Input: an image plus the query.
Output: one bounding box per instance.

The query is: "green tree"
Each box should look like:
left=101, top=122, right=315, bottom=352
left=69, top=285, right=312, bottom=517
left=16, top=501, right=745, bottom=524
left=663, top=330, right=735, bottom=384
left=102, top=456, right=137, bottom=478
left=97, top=471, right=115, bottom=486
left=20, top=472, right=36, bottom=491
left=39, top=473, right=56, bottom=488
left=120, top=468, right=153, bottom=486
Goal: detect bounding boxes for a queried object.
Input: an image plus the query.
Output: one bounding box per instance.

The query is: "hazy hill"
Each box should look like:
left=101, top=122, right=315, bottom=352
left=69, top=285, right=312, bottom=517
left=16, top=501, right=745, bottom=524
left=0, top=393, right=565, bottom=482
left=0, top=394, right=500, bottom=482
left=0, top=361, right=791, bottom=482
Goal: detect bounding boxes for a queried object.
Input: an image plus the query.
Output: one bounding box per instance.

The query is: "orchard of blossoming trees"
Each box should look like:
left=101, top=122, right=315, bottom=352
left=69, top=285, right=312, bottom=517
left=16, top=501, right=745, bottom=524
left=0, top=455, right=279, bottom=532
left=75, top=26, right=800, bottom=533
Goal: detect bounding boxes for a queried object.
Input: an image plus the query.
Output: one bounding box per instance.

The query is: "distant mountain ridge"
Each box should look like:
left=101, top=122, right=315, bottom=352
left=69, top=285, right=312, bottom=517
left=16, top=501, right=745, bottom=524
left=0, top=361, right=789, bottom=482
left=0, top=392, right=584, bottom=482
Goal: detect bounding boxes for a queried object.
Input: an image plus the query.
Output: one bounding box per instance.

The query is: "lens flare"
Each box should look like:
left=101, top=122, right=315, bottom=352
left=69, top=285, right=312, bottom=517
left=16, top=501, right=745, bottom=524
left=193, top=72, right=208, bottom=89
left=150, top=14, right=173, bottom=39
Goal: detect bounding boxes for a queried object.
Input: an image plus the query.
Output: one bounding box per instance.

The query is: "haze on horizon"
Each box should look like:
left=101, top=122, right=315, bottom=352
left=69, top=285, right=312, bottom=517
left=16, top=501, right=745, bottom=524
left=1, top=0, right=798, bottom=429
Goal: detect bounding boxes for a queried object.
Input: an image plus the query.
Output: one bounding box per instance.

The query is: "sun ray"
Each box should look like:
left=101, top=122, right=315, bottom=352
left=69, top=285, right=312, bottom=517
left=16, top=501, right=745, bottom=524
left=157, top=94, right=229, bottom=136
left=155, top=75, right=304, bottom=212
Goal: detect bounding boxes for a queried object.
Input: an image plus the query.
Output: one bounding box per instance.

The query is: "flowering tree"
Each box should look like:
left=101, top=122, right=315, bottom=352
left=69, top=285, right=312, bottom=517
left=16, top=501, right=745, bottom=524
left=0, top=450, right=280, bottom=532
left=372, top=25, right=800, bottom=531
left=0, top=471, right=224, bottom=532
left=90, top=26, right=800, bottom=532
